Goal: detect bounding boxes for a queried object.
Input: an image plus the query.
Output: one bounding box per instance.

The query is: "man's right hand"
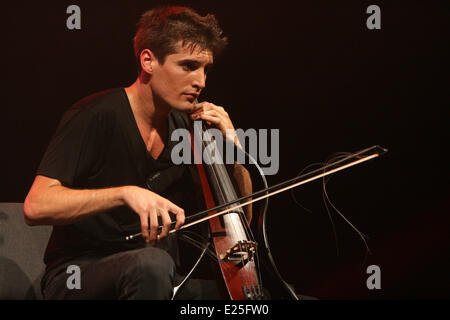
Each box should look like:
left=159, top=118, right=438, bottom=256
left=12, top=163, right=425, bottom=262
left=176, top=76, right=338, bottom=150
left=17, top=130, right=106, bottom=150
left=24, top=176, right=185, bottom=246
left=122, top=186, right=185, bottom=244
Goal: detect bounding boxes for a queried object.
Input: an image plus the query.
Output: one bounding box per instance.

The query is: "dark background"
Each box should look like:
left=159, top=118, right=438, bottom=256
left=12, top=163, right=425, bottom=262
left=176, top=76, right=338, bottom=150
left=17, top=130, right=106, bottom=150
left=1, top=1, right=448, bottom=299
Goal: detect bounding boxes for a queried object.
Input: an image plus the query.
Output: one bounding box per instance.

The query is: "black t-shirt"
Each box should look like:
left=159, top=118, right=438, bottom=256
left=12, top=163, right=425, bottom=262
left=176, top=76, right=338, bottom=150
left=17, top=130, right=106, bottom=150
left=37, top=88, right=201, bottom=270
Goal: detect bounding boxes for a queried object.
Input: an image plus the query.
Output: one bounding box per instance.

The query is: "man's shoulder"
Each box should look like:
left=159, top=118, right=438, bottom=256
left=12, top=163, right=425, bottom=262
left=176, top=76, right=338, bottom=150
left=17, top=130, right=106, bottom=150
left=72, top=87, right=126, bottom=114
left=59, top=88, right=126, bottom=127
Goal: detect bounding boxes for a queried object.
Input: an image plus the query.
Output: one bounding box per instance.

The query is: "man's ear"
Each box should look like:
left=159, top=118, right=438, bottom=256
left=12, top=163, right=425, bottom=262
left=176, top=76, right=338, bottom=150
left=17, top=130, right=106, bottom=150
left=140, top=49, right=156, bottom=75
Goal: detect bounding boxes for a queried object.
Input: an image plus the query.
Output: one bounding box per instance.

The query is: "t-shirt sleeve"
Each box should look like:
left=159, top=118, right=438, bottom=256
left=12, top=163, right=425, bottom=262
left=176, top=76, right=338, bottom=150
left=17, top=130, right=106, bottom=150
left=37, top=106, right=108, bottom=188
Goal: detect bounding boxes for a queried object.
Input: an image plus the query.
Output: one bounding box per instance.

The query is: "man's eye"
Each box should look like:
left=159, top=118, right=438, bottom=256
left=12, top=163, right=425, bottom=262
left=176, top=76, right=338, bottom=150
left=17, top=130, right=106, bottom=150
left=183, top=63, right=196, bottom=71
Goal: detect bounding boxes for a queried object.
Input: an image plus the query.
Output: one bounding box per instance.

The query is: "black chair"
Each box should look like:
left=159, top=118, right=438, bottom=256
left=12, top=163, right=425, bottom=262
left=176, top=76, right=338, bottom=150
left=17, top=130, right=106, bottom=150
left=0, top=203, right=51, bottom=299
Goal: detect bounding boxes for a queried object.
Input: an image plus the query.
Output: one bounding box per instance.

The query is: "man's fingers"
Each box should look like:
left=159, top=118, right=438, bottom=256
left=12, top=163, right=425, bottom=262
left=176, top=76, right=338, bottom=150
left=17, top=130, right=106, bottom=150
left=168, top=203, right=185, bottom=230
left=190, top=103, right=205, bottom=113
left=201, top=110, right=221, bottom=118
left=190, top=102, right=224, bottom=115
left=148, top=209, right=159, bottom=245
left=158, top=209, right=172, bottom=240
left=191, top=108, right=220, bottom=118
left=196, top=114, right=221, bottom=125
left=140, top=214, right=150, bottom=243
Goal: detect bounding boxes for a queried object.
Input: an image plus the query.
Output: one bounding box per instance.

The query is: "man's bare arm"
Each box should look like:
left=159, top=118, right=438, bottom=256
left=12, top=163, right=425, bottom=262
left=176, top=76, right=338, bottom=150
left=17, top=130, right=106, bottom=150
left=24, top=175, right=127, bottom=226
left=23, top=175, right=185, bottom=244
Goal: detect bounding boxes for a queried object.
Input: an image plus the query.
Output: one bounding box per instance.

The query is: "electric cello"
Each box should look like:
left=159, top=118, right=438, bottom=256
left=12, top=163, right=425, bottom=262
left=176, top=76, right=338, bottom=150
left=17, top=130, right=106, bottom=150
left=126, top=118, right=387, bottom=300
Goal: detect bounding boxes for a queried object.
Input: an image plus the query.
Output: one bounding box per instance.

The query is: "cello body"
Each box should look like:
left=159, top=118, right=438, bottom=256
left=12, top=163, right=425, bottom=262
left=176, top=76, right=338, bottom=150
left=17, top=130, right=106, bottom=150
left=191, top=120, right=298, bottom=300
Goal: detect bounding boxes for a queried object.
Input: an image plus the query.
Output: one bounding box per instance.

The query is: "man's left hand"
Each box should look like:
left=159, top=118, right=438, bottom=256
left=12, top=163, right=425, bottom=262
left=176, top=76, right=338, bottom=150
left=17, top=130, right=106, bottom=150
left=189, top=101, right=241, bottom=147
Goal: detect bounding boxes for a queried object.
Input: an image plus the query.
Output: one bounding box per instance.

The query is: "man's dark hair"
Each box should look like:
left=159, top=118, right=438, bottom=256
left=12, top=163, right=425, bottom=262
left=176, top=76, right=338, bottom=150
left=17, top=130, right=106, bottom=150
left=134, top=6, right=228, bottom=72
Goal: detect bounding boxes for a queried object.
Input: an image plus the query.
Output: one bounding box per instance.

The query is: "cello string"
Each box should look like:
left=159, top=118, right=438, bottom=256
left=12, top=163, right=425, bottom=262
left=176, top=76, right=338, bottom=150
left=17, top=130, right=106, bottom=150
left=238, top=145, right=269, bottom=293
left=212, top=155, right=260, bottom=293
left=193, top=101, right=252, bottom=294
left=223, top=145, right=263, bottom=295
left=213, top=154, right=255, bottom=292
left=208, top=125, right=261, bottom=292
left=197, top=122, right=247, bottom=288
left=200, top=123, right=240, bottom=246
left=222, top=138, right=261, bottom=293
left=207, top=123, right=259, bottom=294
left=200, top=122, right=253, bottom=293
left=201, top=129, right=260, bottom=295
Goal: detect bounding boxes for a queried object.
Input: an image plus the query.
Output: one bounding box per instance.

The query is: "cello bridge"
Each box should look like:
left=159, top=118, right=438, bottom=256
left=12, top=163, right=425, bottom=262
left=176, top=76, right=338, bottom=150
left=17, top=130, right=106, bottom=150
left=242, top=284, right=264, bottom=300
left=219, top=240, right=257, bottom=263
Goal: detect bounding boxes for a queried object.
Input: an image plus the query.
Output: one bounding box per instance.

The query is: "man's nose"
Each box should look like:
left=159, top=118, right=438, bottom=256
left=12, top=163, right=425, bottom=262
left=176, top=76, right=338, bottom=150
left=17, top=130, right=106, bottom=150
left=192, top=70, right=206, bottom=91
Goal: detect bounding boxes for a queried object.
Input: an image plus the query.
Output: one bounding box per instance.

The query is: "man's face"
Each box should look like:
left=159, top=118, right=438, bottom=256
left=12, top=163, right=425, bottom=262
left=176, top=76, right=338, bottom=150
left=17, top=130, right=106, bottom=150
left=150, top=41, right=214, bottom=112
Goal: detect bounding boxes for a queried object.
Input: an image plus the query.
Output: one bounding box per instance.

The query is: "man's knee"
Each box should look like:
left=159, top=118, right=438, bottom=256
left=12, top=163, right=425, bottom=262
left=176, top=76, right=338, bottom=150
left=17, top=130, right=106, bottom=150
left=119, top=247, right=175, bottom=299
left=132, top=247, right=175, bottom=280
